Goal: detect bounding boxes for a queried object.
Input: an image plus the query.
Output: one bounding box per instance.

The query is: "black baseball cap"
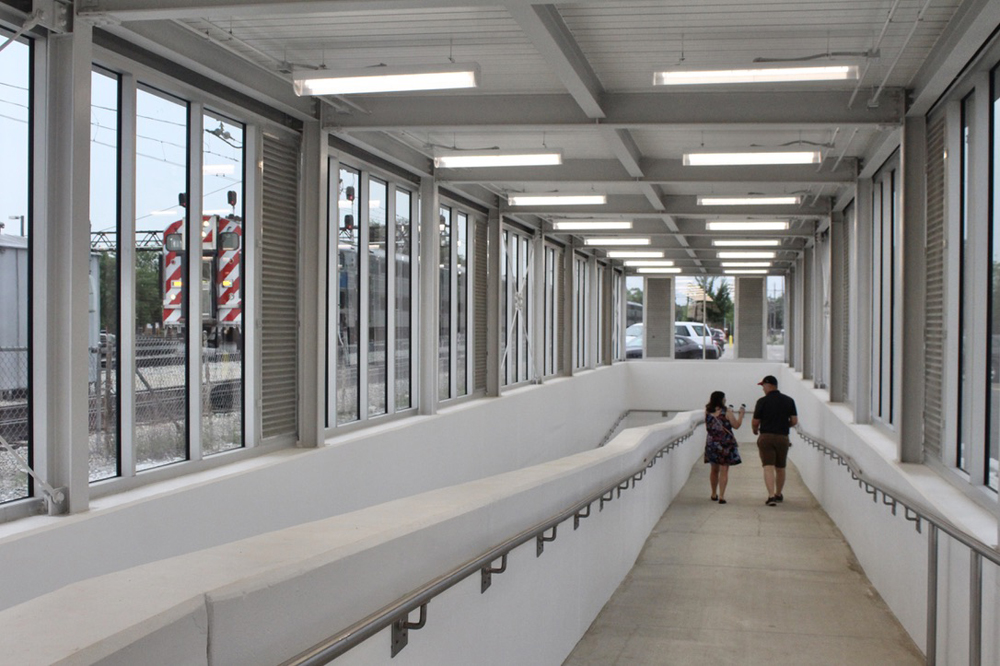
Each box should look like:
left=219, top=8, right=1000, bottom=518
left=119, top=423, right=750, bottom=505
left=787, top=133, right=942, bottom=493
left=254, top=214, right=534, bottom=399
left=758, top=375, right=778, bottom=387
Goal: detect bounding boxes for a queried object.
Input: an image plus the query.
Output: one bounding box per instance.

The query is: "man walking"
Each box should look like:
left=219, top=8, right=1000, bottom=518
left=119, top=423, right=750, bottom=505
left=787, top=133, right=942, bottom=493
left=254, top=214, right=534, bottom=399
left=751, top=375, right=798, bottom=506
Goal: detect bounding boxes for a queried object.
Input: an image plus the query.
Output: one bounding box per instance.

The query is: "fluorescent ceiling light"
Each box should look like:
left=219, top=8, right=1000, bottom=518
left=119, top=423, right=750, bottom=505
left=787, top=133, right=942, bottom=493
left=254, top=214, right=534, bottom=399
left=553, top=221, right=632, bottom=231
left=684, top=151, right=821, bottom=166
left=508, top=194, right=606, bottom=206
left=435, top=150, right=562, bottom=169
left=698, top=196, right=801, bottom=206
left=712, top=239, right=781, bottom=247
left=717, top=251, right=776, bottom=259
left=721, top=261, right=772, bottom=267
left=654, top=65, right=858, bottom=86
left=624, top=260, right=675, bottom=267
left=584, top=237, right=650, bottom=246
left=607, top=251, right=664, bottom=259
left=293, top=62, right=480, bottom=96
left=637, top=267, right=681, bottom=274
left=706, top=221, right=790, bottom=231
left=725, top=269, right=769, bottom=274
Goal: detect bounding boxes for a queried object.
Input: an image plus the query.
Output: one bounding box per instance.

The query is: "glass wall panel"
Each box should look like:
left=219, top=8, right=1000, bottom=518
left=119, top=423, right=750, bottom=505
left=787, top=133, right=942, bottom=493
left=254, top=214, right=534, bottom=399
left=518, top=235, right=529, bottom=381
left=89, top=69, right=120, bottom=480
left=0, top=34, right=31, bottom=502
left=575, top=255, right=588, bottom=369
left=394, top=189, right=412, bottom=410
left=544, top=245, right=561, bottom=376
left=501, top=230, right=509, bottom=385
left=439, top=206, right=451, bottom=400
left=336, top=167, right=361, bottom=424
left=201, top=112, right=244, bottom=455
left=135, top=87, right=189, bottom=470
left=368, top=178, right=388, bottom=416
left=456, top=212, right=468, bottom=396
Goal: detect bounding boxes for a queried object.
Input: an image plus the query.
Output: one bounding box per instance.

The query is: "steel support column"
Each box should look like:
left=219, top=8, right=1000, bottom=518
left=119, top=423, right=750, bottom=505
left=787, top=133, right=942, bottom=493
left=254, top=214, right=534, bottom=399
left=418, top=177, right=440, bottom=414
left=301, top=119, right=327, bottom=444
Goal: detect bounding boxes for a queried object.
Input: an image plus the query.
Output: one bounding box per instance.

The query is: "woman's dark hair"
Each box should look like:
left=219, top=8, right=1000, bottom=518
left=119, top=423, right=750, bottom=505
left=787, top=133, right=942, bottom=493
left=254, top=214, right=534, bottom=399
left=706, top=391, right=726, bottom=413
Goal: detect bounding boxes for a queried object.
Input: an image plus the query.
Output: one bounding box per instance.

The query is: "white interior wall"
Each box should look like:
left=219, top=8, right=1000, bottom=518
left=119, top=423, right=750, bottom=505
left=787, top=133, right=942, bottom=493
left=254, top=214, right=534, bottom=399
left=0, top=366, right=629, bottom=611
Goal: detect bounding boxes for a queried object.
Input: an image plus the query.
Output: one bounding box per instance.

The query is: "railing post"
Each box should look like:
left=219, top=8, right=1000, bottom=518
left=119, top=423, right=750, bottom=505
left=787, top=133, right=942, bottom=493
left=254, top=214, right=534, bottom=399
left=926, top=524, right=938, bottom=666
left=969, top=550, right=982, bottom=666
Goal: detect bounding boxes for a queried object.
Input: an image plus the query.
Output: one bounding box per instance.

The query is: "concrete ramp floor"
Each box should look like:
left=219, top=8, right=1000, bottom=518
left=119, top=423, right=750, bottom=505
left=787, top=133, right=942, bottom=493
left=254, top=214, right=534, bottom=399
left=564, top=451, right=923, bottom=665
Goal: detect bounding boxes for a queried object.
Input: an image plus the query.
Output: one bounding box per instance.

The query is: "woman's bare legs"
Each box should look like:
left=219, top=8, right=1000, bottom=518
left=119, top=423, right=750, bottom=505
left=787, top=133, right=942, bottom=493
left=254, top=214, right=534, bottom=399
left=718, top=464, right=729, bottom=501
left=709, top=463, right=720, bottom=499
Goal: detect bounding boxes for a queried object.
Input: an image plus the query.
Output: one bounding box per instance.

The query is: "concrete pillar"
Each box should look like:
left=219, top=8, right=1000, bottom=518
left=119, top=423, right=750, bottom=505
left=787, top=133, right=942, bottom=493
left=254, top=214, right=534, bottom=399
left=853, top=178, right=874, bottom=424
left=899, top=116, right=928, bottom=463
left=301, top=120, right=327, bottom=444
left=418, top=177, right=440, bottom=414
left=645, top=277, right=674, bottom=358
left=41, top=22, right=93, bottom=513
left=829, top=211, right=847, bottom=402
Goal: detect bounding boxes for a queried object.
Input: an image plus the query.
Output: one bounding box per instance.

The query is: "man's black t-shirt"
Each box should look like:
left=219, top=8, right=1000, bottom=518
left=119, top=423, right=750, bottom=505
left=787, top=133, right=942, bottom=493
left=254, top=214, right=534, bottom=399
left=753, top=390, right=798, bottom=435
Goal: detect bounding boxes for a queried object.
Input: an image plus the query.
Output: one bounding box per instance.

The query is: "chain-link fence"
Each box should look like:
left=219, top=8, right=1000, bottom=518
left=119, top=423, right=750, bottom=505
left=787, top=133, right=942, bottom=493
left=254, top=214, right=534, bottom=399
left=0, top=346, right=29, bottom=503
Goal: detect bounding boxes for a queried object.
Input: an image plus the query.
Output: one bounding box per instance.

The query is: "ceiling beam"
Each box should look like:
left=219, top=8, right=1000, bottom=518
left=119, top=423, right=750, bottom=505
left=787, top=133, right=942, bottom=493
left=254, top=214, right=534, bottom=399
left=506, top=3, right=605, bottom=119
left=324, top=90, right=905, bottom=132
left=80, top=0, right=628, bottom=21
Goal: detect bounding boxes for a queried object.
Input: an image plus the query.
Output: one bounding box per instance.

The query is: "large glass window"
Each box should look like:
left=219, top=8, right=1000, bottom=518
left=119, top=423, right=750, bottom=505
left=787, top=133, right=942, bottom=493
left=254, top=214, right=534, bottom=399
left=329, top=163, right=416, bottom=423
left=871, top=157, right=898, bottom=430
left=0, top=34, right=31, bottom=503
left=501, top=227, right=532, bottom=385
left=456, top=212, right=468, bottom=397
left=135, top=87, right=189, bottom=470
left=368, top=178, right=388, bottom=417
left=543, top=244, right=562, bottom=376
left=439, top=206, right=451, bottom=400
left=335, top=167, right=361, bottom=424
left=575, top=254, right=589, bottom=369
left=395, top=190, right=412, bottom=410
left=89, top=68, right=121, bottom=480
left=201, top=111, right=245, bottom=455
left=990, top=70, right=1000, bottom=491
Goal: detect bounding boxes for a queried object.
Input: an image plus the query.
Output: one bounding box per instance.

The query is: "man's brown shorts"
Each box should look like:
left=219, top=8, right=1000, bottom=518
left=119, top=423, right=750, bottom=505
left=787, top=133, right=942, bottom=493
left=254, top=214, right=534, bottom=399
left=757, top=433, right=790, bottom=468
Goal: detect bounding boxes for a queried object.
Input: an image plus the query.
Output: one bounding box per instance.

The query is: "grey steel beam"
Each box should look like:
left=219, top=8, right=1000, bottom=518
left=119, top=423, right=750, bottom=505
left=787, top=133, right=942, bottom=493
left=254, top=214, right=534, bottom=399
left=507, top=4, right=605, bottom=119
left=324, top=91, right=905, bottom=132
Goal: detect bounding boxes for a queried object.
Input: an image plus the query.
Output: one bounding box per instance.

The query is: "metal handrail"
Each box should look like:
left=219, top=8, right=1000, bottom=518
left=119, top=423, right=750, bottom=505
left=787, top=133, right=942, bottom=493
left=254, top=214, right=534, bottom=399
left=281, top=421, right=699, bottom=665
left=795, top=426, right=999, bottom=666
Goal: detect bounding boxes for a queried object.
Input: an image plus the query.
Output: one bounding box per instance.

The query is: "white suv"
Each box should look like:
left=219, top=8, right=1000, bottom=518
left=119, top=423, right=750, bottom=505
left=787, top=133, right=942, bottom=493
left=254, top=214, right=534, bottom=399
left=675, top=321, right=721, bottom=358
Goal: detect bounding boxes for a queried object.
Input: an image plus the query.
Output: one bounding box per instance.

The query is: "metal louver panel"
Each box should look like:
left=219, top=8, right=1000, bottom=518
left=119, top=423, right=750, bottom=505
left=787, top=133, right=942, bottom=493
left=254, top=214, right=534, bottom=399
left=737, top=277, right=765, bottom=358
left=923, top=115, right=946, bottom=458
left=261, top=133, right=300, bottom=440
left=474, top=218, right=487, bottom=391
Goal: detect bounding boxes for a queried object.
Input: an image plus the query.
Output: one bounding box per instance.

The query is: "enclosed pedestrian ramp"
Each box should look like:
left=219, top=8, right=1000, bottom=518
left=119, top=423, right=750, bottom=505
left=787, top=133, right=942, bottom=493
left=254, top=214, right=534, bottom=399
left=564, top=450, right=922, bottom=665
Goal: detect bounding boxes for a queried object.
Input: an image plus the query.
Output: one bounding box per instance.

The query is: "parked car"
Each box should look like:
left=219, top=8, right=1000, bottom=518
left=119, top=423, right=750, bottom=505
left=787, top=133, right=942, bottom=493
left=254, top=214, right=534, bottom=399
left=675, top=335, right=720, bottom=360
left=626, top=323, right=643, bottom=358
left=675, top=321, right=721, bottom=356
left=712, top=328, right=727, bottom=352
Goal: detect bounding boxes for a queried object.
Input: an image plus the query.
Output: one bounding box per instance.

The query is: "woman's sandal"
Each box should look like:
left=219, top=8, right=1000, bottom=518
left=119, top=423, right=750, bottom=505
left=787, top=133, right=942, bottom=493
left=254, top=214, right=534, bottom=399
left=717, top=499, right=727, bottom=504
left=710, top=495, right=718, bottom=502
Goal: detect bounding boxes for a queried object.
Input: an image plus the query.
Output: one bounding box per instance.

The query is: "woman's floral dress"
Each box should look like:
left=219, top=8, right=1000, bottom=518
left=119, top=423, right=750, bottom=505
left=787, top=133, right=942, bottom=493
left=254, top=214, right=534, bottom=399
left=704, top=408, right=742, bottom=466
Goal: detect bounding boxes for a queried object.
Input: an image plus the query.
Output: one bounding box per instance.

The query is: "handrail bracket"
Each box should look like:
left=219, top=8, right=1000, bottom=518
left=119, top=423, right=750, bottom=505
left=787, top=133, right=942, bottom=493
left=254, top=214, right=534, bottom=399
left=480, top=554, right=508, bottom=593
left=391, top=603, right=428, bottom=657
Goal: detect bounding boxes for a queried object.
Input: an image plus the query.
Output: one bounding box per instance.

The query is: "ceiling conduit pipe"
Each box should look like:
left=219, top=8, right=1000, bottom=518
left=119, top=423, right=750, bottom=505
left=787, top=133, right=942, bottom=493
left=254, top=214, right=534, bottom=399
left=869, top=0, right=936, bottom=107
left=848, top=0, right=904, bottom=108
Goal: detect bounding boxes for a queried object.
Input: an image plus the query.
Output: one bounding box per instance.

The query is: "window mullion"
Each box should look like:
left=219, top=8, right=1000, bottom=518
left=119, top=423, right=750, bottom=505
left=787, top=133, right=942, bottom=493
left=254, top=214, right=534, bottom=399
left=119, top=73, right=137, bottom=478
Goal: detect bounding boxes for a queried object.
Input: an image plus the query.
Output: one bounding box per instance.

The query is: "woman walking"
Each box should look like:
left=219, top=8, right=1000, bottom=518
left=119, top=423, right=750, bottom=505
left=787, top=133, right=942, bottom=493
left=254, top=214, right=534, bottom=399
left=705, top=391, right=744, bottom=503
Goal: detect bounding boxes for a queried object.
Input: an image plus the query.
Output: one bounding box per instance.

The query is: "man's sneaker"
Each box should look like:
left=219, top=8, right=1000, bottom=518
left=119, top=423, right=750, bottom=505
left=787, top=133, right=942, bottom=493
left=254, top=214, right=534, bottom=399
left=774, top=494, right=783, bottom=502
left=766, top=497, right=777, bottom=506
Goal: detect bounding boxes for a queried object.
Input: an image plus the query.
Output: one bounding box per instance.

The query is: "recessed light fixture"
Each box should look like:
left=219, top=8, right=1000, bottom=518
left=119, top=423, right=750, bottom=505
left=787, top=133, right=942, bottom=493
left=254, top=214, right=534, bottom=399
left=584, top=237, right=650, bottom=246
left=717, top=251, right=777, bottom=259
left=607, top=251, right=664, bottom=259
left=293, top=62, right=481, bottom=95
left=721, top=261, right=772, bottom=267
left=654, top=65, right=859, bottom=86
left=698, top=196, right=801, bottom=206
left=508, top=194, right=607, bottom=206
left=684, top=151, right=821, bottom=166
left=725, top=269, right=769, bottom=275
left=637, top=267, right=682, bottom=274
left=624, top=260, right=675, bottom=267
left=434, top=150, right=562, bottom=169
left=706, top=221, right=790, bottom=231
left=712, top=239, right=781, bottom=247
left=553, top=221, right=632, bottom=231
